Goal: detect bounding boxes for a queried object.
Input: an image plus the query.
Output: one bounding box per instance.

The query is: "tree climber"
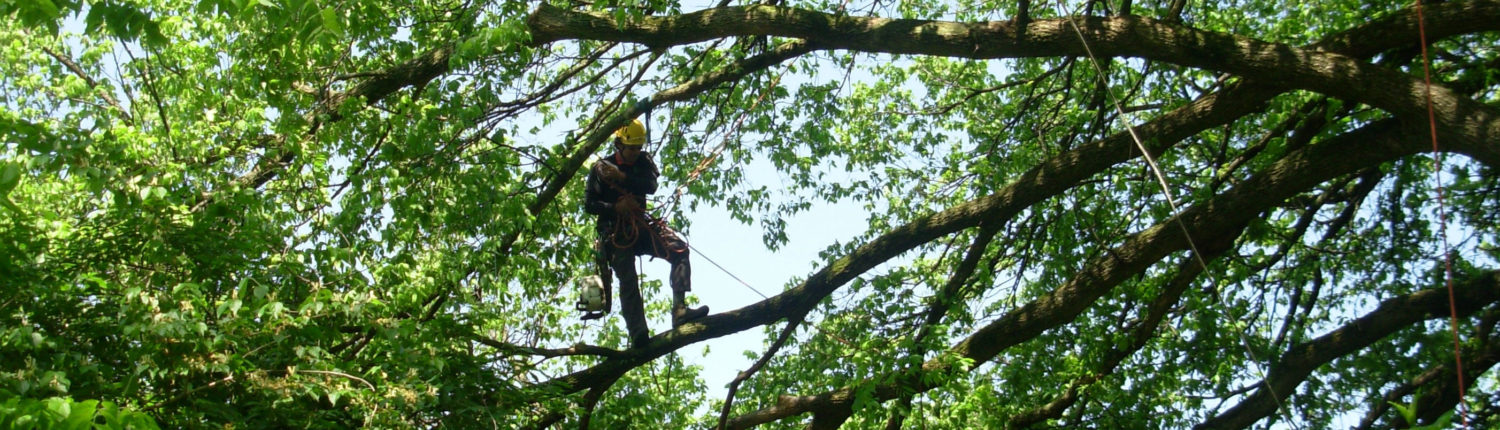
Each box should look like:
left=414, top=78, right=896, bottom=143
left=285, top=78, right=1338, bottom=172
left=584, top=118, right=709, bottom=347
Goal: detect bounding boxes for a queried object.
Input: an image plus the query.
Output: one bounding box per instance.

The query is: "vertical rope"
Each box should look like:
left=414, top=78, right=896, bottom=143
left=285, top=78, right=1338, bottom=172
left=1051, top=0, right=1299, bottom=426
left=1414, top=0, right=1468, bottom=426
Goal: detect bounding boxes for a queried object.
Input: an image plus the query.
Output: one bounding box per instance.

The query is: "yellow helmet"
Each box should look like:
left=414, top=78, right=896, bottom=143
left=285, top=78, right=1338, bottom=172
left=613, top=119, right=647, bottom=146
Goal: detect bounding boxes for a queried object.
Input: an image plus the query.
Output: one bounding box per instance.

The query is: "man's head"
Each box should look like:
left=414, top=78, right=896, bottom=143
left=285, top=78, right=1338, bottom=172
left=613, top=118, right=647, bottom=163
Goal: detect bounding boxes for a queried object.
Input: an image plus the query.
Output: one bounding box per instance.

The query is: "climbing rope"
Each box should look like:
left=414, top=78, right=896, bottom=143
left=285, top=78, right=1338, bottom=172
left=597, top=167, right=673, bottom=257
left=665, top=71, right=787, bottom=216
left=687, top=241, right=770, bottom=300
left=1414, top=0, right=1469, bottom=425
left=1050, top=0, right=1302, bottom=426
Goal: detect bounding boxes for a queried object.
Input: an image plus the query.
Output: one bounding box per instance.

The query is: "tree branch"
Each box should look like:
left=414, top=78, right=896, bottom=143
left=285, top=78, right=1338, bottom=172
left=41, top=46, right=133, bottom=125
left=725, top=117, right=1450, bottom=428
left=886, top=222, right=1003, bottom=429
left=717, top=313, right=805, bottom=430
left=527, top=1, right=1500, bottom=163
left=1197, top=270, right=1500, bottom=430
left=471, top=334, right=624, bottom=359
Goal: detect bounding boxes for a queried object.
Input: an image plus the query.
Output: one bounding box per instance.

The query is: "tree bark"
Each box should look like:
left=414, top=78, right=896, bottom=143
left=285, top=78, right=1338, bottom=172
left=726, top=117, right=1466, bottom=428
left=507, top=1, right=1500, bottom=425
left=527, top=1, right=1500, bottom=166
left=1197, top=270, right=1500, bottom=430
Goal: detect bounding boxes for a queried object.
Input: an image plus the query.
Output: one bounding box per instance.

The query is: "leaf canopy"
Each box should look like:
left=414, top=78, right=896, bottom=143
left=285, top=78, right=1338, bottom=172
left=2, top=0, right=1499, bottom=428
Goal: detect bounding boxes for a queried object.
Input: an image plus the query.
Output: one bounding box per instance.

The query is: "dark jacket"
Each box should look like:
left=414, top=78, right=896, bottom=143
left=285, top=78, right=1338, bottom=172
left=584, top=152, right=659, bottom=233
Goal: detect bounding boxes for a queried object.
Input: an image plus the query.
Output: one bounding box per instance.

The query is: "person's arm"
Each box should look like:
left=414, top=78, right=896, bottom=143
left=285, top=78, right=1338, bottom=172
left=583, top=163, right=613, bottom=215
left=631, top=154, right=660, bottom=196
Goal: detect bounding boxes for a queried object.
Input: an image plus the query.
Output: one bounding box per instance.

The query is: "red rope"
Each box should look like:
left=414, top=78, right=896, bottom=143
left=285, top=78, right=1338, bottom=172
left=1414, top=0, right=1468, bottom=425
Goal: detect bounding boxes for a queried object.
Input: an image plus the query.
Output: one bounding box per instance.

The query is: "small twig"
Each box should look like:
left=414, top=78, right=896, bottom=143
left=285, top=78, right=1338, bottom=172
left=471, top=334, right=623, bottom=358
left=298, top=369, right=377, bottom=391
left=718, top=313, right=806, bottom=429
left=329, top=126, right=387, bottom=202
left=126, top=46, right=174, bottom=144
left=145, top=374, right=236, bottom=412
left=40, top=46, right=134, bottom=125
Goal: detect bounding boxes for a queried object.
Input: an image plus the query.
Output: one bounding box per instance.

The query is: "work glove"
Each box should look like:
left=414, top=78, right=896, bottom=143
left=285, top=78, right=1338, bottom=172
left=614, top=195, right=643, bottom=216
left=597, top=162, right=626, bottom=183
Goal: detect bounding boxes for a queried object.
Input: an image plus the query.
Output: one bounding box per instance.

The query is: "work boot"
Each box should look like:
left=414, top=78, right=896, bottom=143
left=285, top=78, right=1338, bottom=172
left=672, top=305, right=709, bottom=328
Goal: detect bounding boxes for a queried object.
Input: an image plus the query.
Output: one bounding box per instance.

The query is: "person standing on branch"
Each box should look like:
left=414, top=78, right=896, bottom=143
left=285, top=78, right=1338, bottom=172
left=584, top=118, right=709, bottom=347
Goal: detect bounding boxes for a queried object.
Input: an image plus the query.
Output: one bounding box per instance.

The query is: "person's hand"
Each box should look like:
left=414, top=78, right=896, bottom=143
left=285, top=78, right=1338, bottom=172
left=597, top=162, right=625, bottom=183
left=614, top=196, right=642, bottom=216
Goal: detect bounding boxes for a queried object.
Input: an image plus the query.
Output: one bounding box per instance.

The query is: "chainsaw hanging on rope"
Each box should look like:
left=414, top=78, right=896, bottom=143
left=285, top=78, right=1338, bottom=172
left=575, top=274, right=609, bottom=320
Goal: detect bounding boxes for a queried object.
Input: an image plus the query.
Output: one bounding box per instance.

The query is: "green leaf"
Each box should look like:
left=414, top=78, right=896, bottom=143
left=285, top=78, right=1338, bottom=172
left=61, top=400, right=96, bottom=429
left=0, top=163, right=20, bottom=196
left=320, top=8, right=344, bottom=38
left=43, top=397, right=68, bottom=421
left=31, top=0, right=63, bottom=20
left=1389, top=400, right=1417, bottom=425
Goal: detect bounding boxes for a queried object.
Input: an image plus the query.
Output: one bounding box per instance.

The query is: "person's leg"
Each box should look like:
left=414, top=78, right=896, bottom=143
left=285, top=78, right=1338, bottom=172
left=667, top=253, right=706, bottom=327
left=649, top=220, right=708, bottom=327
left=609, top=247, right=650, bottom=347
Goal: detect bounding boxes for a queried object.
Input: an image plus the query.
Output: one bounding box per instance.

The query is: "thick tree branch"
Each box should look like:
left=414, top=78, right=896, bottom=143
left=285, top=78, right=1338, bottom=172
left=1162, top=0, right=1187, bottom=23
left=528, top=1, right=1500, bottom=165
left=530, top=1, right=1498, bottom=62
left=1197, top=270, right=1500, bottom=430
left=470, top=335, right=623, bottom=359
left=314, top=46, right=454, bottom=123
left=1008, top=236, right=1236, bottom=428
left=725, top=117, right=1474, bottom=428
left=512, top=78, right=1279, bottom=411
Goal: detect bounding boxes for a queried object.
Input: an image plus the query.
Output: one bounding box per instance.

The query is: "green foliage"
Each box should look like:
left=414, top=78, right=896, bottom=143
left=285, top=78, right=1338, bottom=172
left=0, top=392, right=159, bottom=430
left=1390, top=399, right=1455, bottom=430
left=2, top=0, right=1497, bottom=428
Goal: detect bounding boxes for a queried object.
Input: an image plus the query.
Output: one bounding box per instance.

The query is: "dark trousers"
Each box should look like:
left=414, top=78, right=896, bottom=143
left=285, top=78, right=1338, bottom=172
left=596, top=217, right=691, bottom=341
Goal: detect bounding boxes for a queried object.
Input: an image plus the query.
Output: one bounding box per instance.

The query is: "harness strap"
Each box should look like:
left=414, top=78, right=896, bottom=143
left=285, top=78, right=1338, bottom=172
left=598, top=162, right=671, bottom=257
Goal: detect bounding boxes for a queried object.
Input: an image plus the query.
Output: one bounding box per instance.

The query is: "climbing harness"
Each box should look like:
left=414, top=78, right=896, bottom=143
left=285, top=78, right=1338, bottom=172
left=577, top=120, right=686, bottom=320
